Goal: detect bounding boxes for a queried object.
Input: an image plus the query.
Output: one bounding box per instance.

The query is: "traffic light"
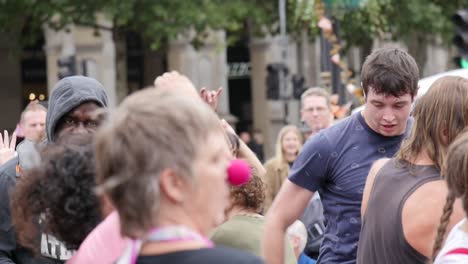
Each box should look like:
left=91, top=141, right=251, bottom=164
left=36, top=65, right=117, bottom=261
left=292, top=74, right=305, bottom=99
left=453, top=56, right=468, bottom=68
left=452, top=9, right=468, bottom=68
left=266, top=63, right=288, bottom=100
left=57, top=55, right=77, bottom=79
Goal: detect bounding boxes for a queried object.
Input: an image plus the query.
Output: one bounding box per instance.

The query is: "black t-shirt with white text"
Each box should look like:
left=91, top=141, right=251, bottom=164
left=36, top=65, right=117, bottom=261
left=137, top=246, right=264, bottom=264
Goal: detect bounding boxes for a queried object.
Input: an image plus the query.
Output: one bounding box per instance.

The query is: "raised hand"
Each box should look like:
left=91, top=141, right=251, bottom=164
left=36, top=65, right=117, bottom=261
left=0, top=130, right=17, bottom=165
left=200, top=87, right=222, bottom=112
left=153, top=71, right=199, bottom=98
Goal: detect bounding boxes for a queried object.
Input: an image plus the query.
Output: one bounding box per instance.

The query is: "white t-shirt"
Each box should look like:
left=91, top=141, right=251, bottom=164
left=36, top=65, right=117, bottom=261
left=434, top=219, right=468, bottom=264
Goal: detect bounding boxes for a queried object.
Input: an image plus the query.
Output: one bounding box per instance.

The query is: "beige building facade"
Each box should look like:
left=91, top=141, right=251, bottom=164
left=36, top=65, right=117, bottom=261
left=0, top=23, right=454, bottom=158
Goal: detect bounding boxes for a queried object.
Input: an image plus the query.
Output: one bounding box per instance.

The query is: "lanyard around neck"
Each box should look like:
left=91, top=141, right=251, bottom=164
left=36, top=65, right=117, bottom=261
left=127, top=225, right=214, bottom=264
left=145, top=225, right=213, bottom=245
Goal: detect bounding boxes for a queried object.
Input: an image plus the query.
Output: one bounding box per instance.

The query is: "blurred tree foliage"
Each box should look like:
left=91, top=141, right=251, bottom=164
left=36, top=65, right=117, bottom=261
left=1, top=0, right=467, bottom=71
left=290, top=0, right=468, bottom=70
left=291, top=0, right=468, bottom=47
left=0, top=0, right=280, bottom=49
left=1, top=0, right=467, bottom=48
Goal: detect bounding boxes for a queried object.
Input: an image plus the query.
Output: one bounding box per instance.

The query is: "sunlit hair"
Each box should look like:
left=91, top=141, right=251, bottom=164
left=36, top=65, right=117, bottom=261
left=287, top=220, right=308, bottom=253
left=20, top=100, right=47, bottom=122
left=396, top=76, right=468, bottom=171
left=300, top=87, right=331, bottom=109
left=274, top=125, right=303, bottom=164
left=361, top=47, right=419, bottom=98
left=432, top=132, right=468, bottom=260
left=95, top=89, right=223, bottom=238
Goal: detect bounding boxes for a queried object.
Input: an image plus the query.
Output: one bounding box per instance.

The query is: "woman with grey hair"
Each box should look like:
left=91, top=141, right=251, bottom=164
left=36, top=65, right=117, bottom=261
left=95, top=85, right=264, bottom=264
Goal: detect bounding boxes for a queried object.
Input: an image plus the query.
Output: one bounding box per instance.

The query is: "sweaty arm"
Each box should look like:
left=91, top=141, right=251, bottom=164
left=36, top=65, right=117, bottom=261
left=262, top=180, right=313, bottom=264
left=361, top=158, right=389, bottom=218
left=219, top=119, right=266, bottom=180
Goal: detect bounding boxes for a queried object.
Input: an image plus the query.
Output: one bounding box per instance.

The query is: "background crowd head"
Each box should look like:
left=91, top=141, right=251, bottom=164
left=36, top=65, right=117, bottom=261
left=397, top=76, right=468, bottom=171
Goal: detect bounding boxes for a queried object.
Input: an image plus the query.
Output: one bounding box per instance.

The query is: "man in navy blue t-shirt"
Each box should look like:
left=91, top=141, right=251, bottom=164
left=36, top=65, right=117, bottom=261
left=262, top=48, right=420, bottom=264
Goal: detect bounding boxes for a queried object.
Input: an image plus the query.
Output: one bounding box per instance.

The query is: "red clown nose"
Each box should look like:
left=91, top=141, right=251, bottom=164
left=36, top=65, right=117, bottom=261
left=227, top=159, right=251, bottom=186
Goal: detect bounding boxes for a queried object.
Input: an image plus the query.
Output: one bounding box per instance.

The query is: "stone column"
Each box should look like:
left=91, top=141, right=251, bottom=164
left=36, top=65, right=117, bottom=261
left=43, top=15, right=117, bottom=107
left=311, top=37, right=322, bottom=85
left=168, top=30, right=236, bottom=123
left=143, top=48, right=165, bottom=87
left=43, top=26, right=64, bottom=93
left=96, top=16, right=117, bottom=107
left=249, top=37, right=273, bottom=157
left=423, top=38, right=449, bottom=77
left=249, top=35, right=299, bottom=159
left=0, top=32, right=22, bottom=131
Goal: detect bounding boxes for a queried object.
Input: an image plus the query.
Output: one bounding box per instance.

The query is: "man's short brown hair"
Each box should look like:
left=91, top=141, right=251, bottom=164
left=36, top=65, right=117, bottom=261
left=361, top=47, right=419, bottom=98
left=300, top=87, right=331, bottom=109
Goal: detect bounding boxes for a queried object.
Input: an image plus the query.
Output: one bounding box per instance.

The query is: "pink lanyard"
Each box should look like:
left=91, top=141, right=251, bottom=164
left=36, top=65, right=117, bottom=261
left=129, top=225, right=214, bottom=264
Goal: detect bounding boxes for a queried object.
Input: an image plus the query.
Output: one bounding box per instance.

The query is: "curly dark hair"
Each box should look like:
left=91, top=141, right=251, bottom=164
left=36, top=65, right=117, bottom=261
left=11, top=134, right=101, bottom=251
left=229, top=170, right=266, bottom=213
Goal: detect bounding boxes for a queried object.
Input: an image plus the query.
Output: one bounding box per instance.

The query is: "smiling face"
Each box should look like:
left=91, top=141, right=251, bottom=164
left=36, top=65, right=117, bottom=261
left=282, top=130, right=301, bottom=156
left=362, top=88, right=413, bottom=137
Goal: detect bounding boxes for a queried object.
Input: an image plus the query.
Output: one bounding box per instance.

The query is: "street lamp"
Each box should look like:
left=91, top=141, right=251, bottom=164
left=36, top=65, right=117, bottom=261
left=279, top=0, right=289, bottom=124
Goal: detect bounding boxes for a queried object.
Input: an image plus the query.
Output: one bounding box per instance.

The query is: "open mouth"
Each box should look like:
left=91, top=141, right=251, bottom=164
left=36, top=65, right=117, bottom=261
left=381, top=124, right=396, bottom=131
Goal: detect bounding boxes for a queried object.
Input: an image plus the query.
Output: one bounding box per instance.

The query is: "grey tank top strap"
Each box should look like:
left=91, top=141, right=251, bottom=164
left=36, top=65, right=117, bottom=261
left=357, top=159, right=440, bottom=264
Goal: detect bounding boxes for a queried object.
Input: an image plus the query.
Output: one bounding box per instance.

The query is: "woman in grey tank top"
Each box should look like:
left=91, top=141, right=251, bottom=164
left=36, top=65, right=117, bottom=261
left=357, top=76, right=468, bottom=264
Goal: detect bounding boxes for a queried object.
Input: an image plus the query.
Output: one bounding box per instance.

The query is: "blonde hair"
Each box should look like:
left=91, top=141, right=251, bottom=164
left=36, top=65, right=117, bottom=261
left=95, top=89, right=222, bottom=238
left=397, top=76, right=468, bottom=171
left=20, top=100, right=47, bottom=122
left=274, top=125, right=303, bottom=164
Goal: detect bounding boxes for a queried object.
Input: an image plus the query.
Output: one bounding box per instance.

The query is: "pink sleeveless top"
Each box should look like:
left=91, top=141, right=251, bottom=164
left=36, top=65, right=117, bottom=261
left=67, top=211, right=129, bottom=264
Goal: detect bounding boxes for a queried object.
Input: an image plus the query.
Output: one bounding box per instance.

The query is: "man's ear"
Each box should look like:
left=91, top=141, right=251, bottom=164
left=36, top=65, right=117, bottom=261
left=159, top=169, right=189, bottom=203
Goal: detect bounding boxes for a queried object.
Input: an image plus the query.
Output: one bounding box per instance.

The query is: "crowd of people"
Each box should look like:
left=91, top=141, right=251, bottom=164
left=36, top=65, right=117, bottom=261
left=0, top=47, right=467, bottom=264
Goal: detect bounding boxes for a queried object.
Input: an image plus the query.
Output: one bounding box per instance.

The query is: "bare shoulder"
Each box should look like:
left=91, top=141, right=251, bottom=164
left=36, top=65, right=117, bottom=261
left=364, top=158, right=391, bottom=193
left=404, top=180, right=463, bottom=219
left=369, top=158, right=391, bottom=177
left=403, top=180, right=448, bottom=223
left=403, top=180, right=464, bottom=258
left=361, top=158, right=391, bottom=217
